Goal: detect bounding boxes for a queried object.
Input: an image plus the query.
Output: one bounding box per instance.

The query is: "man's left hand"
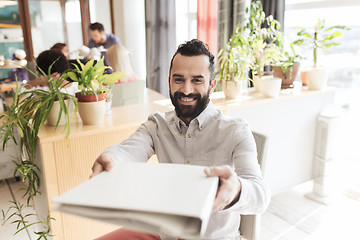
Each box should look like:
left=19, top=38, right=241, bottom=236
left=204, top=165, right=241, bottom=211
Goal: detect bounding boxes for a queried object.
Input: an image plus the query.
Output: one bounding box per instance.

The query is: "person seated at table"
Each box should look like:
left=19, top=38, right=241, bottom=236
left=8, top=49, right=29, bottom=83
left=50, top=43, right=69, bottom=59
left=107, top=44, right=138, bottom=83
left=25, top=50, right=76, bottom=94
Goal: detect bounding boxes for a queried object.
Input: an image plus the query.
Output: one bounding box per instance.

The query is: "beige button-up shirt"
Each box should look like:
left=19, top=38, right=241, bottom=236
left=103, top=101, right=271, bottom=240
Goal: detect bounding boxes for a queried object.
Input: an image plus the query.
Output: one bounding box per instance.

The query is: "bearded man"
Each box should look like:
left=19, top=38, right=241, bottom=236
left=92, top=39, right=270, bottom=240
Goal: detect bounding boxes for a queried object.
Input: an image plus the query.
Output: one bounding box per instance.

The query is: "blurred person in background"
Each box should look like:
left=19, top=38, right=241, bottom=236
left=50, top=43, right=69, bottom=59
left=107, top=44, right=138, bottom=83
left=88, top=22, right=121, bottom=73
left=26, top=50, right=77, bottom=95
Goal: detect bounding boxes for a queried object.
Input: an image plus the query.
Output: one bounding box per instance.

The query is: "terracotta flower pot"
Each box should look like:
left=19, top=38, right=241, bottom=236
left=75, top=92, right=106, bottom=102
left=273, top=62, right=300, bottom=89
left=300, top=71, right=308, bottom=86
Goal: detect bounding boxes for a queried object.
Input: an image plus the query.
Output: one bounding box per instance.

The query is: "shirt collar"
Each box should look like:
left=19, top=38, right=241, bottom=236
left=172, top=101, right=217, bottom=132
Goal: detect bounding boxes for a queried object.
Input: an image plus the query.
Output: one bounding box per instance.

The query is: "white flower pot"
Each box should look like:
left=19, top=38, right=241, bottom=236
left=47, top=99, right=70, bottom=126
left=259, top=77, right=282, bottom=98
left=78, top=100, right=106, bottom=125
left=252, top=75, right=261, bottom=92
left=105, top=99, right=112, bottom=115
left=222, top=80, right=244, bottom=99
left=253, top=74, right=274, bottom=92
left=307, top=68, right=328, bottom=90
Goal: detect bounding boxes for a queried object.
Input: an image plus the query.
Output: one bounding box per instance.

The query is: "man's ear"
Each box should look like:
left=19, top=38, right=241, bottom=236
left=210, top=79, right=217, bottom=94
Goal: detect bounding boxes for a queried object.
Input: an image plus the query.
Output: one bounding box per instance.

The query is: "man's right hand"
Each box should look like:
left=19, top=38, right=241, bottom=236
left=90, top=153, right=115, bottom=178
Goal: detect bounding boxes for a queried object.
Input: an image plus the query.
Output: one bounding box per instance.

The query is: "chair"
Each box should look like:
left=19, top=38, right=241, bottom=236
left=239, top=132, right=268, bottom=240
left=111, top=80, right=145, bottom=107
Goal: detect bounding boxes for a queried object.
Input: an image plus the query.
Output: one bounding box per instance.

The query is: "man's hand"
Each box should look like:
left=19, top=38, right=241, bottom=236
left=204, top=165, right=241, bottom=211
left=90, top=153, right=115, bottom=178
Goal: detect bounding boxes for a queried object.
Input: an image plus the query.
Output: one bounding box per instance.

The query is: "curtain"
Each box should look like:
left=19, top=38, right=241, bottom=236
left=145, top=0, right=177, bottom=97
left=197, top=0, right=218, bottom=56
left=261, top=0, right=285, bottom=31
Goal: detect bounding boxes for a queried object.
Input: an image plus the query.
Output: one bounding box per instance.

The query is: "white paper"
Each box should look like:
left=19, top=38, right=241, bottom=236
left=53, top=162, right=218, bottom=239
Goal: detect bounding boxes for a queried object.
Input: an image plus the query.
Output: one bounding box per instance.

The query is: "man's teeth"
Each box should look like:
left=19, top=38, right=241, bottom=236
left=181, top=97, right=194, bottom=102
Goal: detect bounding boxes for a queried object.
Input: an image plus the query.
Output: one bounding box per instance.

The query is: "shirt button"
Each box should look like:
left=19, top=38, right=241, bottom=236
left=200, top=125, right=203, bottom=129
left=185, top=160, right=191, bottom=164
left=187, top=134, right=191, bottom=138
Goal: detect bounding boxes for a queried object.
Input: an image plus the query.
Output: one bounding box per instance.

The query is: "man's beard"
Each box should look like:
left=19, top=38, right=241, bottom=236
left=170, top=89, right=211, bottom=120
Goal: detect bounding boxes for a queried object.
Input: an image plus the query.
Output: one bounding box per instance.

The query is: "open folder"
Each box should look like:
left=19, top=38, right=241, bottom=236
left=53, top=162, right=219, bottom=239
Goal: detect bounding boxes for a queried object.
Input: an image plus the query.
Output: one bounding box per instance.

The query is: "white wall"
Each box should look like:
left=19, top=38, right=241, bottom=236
left=112, top=0, right=147, bottom=81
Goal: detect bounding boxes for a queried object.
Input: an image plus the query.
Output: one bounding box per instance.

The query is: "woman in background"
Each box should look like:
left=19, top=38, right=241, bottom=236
left=107, top=44, right=138, bottom=83
left=50, top=43, right=69, bottom=59
left=25, top=50, right=77, bottom=95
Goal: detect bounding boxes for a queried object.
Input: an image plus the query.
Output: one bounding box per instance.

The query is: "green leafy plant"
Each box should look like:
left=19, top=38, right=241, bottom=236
left=275, top=42, right=302, bottom=73
left=294, top=18, right=350, bottom=68
left=245, top=0, right=282, bottom=78
left=64, top=57, right=125, bottom=98
left=1, top=201, right=54, bottom=239
left=218, top=25, right=252, bottom=84
left=0, top=59, right=76, bottom=239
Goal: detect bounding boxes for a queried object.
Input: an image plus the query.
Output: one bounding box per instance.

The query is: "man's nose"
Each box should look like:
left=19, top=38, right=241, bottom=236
left=181, top=81, right=193, bottom=95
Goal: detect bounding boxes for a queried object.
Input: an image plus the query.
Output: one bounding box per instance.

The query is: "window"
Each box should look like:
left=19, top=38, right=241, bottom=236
left=0, top=0, right=24, bottom=79
left=28, top=0, right=65, bottom=57
left=284, top=0, right=360, bottom=88
left=65, top=0, right=83, bottom=57
left=175, top=0, right=197, bottom=47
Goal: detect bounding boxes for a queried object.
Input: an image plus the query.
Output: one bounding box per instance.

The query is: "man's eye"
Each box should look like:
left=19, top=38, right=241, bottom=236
left=174, top=78, right=184, bottom=83
left=193, top=79, right=202, bottom=83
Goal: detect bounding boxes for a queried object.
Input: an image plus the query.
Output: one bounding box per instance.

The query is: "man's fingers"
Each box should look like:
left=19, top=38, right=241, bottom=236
left=90, top=154, right=114, bottom=178
left=204, top=165, right=232, bottom=178
left=90, top=162, right=105, bottom=178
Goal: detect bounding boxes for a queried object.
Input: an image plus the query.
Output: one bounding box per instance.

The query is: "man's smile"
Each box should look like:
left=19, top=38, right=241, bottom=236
left=179, top=96, right=197, bottom=105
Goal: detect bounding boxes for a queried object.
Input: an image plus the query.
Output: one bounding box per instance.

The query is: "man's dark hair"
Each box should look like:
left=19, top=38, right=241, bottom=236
left=89, top=22, right=104, bottom=32
left=36, top=50, right=69, bottom=75
left=50, top=43, right=66, bottom=51
left=169, top=39, right=215, bottom=80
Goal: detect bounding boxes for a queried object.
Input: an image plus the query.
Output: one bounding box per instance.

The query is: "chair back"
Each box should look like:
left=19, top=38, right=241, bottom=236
left=111, top=80, right=145, bottom=107
left=239, top=132, right=268, bottom=240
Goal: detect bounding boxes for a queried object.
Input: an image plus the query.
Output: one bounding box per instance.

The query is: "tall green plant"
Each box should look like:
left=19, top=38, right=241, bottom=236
left=294, top=18, right=350, bottom=68
left=218, top=25, right=252, bottom=83
left=245, top=0, right=282, bottom=78
left=0, top=59, right=76, bottom=239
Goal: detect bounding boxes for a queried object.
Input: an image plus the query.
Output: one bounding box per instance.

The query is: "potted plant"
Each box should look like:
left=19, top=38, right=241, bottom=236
left=0, top=72, right=74, bottom=238
left=64, top=57, right=124, bottom=125
left=244, top=0, right=282, bottom=96
left=218, top=26, right=252, bottom=99
left=272, top=43, right=301, bottom=88
left=294, top=18, right=349, bottom=90
left=26, top=60, right=77, bottom=129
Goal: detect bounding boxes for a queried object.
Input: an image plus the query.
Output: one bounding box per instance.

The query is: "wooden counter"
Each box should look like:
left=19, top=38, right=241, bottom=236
left=35, top=85, right=335, bottom=239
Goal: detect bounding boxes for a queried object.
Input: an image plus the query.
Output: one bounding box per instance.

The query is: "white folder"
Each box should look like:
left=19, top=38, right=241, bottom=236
left=53, top=162, right=219, bottom=239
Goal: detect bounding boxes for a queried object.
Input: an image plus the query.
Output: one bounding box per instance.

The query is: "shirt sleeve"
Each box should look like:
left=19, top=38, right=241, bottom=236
left=225, top=122, right=271, bottom=214
left=112, top=34, right=121, bottom=45
left=88, top=39, right=96, bottom=48
left=101, top=119, right=156, bottom=163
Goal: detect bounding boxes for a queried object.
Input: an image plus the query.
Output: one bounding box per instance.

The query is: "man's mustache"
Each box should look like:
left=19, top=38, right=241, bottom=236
left=174, top=91, right=200, bottom=99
